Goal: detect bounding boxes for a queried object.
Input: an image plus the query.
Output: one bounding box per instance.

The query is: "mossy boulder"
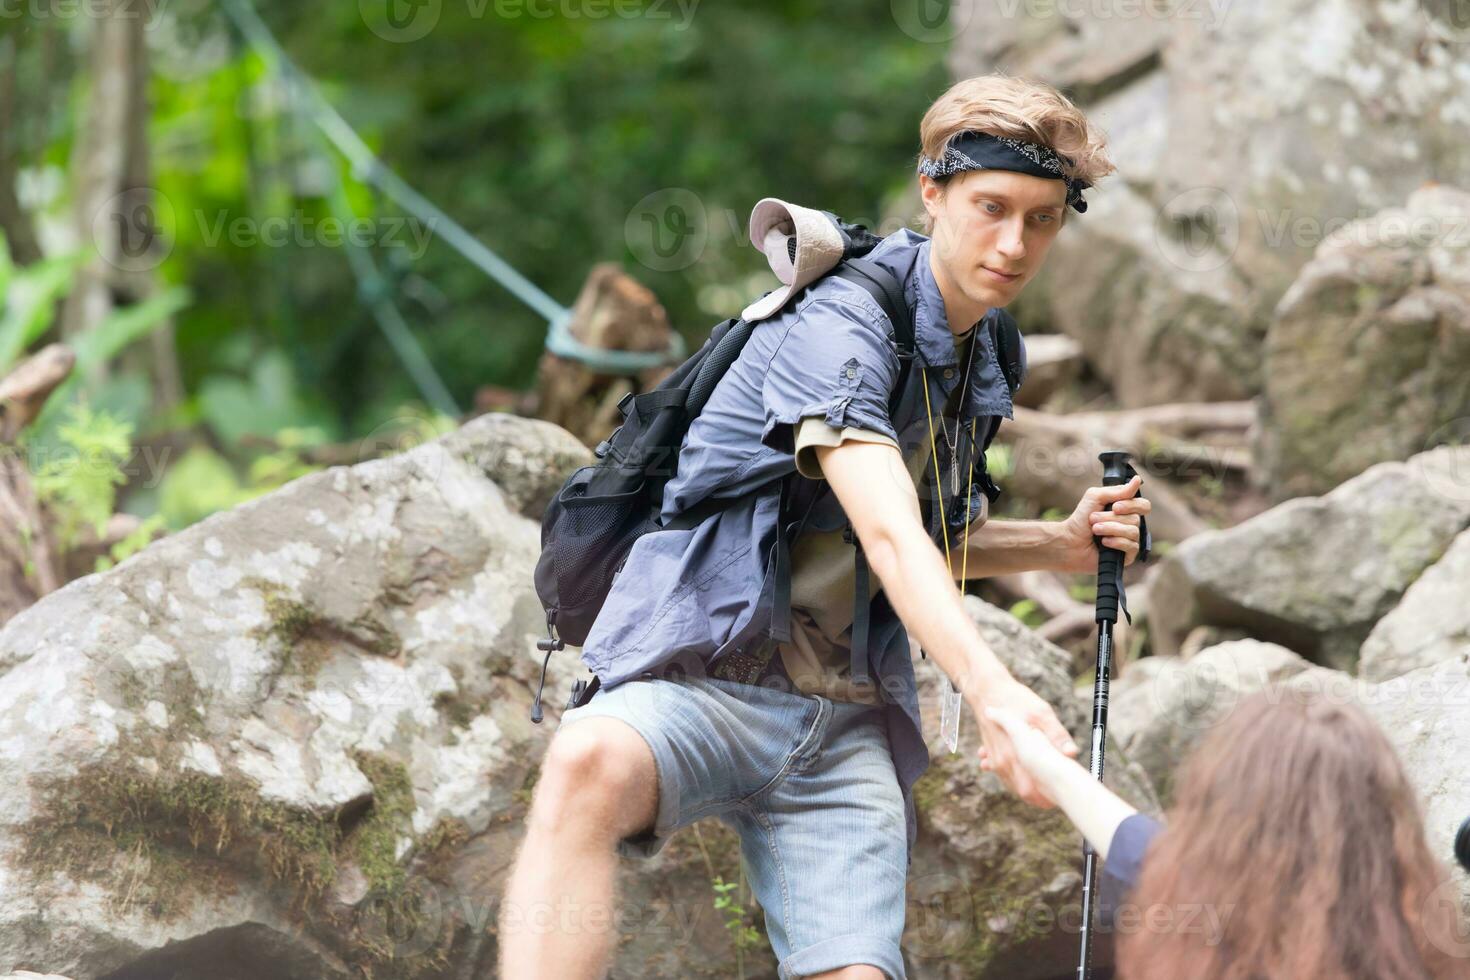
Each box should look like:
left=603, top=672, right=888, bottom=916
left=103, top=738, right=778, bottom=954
left=1260, top=185, right=1470, bottom=501
left=0, top=415, right=595, bottom=979
left=1146, top=443, right=1470, bottom=671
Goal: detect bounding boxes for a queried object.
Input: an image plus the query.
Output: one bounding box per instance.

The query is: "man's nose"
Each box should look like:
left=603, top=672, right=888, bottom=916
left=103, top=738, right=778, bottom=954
left=996, top=219, right=1028, bottom=261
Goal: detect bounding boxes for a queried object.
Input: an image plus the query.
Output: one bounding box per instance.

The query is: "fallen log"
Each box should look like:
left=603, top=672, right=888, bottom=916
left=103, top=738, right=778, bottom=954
left=994, top=403, right=1251, bottom=543
left=0, top=344, right=75, bottom=441
left=533, top=263, right=678, bottom=447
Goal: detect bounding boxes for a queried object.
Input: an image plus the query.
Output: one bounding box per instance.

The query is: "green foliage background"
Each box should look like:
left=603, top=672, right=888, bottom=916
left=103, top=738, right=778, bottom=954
left=2, top=0, right=949, bottom=529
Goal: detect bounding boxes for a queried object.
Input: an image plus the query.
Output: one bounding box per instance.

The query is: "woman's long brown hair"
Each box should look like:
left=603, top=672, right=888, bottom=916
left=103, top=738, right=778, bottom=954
left=1115, top=688, right=1470, bottom=980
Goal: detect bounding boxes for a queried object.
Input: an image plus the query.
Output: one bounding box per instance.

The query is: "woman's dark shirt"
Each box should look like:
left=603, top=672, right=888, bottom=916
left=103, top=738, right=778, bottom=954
left=1100, top=813, right=1164, bottom=931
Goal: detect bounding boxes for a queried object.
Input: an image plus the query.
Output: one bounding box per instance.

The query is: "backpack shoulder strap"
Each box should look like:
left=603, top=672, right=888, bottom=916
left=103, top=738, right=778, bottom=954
left=990, top=308, right=1024, bottom=396
left=812, top=256, right=917, bottom=687
left=826, top=257, right=916, bottom=418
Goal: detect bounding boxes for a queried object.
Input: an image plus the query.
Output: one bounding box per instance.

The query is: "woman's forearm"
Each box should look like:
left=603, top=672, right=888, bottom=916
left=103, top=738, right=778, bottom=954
left=1040, top=755, right=1140, bottom=861
left=948, top=518, right=1070, bottom=579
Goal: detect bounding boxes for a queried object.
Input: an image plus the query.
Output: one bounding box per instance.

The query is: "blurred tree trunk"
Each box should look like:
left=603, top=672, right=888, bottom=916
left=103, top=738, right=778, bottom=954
left=59, top=1, right=132, bottom=347
left=119, top=5, right=183, bottom=412
left=58, top=0, right=182, bottom=412
left=0, top=35, right=43, bottom=266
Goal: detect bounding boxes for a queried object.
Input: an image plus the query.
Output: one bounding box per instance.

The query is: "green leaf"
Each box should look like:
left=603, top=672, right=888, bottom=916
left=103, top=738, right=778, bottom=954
left=985, top=443, right=1013, bottom=481
left=71, top=287, right=192, bottom=373
left=198, top=349, right=337, bottom=447
left=96, top=514, right=167, bottom=572
left=0, top=251, right=84, bottom=373
left=32, top=288, right=192, bottom=433
left=33, top=403, right=134, bottom=547
left=1008, top=598, right=1041, bottom=627
left=157, top=445, right=251, bottom=529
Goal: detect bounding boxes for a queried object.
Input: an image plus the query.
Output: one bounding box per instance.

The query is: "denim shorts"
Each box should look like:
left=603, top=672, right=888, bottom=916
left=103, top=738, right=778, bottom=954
left=558, top=671, right=909, bottom=980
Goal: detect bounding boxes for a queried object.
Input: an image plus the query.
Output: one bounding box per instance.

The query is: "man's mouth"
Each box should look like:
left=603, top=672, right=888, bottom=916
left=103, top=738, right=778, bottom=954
left=981, top=265, right=1022, bottom=284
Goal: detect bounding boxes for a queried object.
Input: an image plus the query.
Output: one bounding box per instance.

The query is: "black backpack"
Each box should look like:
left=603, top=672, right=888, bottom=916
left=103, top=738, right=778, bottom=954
left=530, top=216, right=1024, bottom=721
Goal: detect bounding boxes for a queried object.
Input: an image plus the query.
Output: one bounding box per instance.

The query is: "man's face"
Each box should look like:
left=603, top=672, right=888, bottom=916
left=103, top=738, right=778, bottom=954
left=921, top=169, right=1066, bottom=317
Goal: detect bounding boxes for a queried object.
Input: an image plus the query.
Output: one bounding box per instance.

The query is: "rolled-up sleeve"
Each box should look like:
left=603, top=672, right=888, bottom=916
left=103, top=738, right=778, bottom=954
left=759, top=295, right=901, bottom=457
left=792, top=418, right=900, bottom=480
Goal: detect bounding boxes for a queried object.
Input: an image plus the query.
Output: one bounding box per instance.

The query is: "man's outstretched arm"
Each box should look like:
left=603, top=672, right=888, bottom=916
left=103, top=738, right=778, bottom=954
left=809, top=437, right=1079, bottom=808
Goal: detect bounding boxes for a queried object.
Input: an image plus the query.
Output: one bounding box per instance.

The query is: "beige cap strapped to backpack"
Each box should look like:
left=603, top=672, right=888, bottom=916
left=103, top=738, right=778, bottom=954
left=741, top=198, right=848, bottom=323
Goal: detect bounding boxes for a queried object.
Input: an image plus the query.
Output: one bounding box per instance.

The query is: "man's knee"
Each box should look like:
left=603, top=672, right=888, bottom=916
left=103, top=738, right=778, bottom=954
left=804, top=966, right=885, bottom=980
left=529, top=719, right=657, bottom=839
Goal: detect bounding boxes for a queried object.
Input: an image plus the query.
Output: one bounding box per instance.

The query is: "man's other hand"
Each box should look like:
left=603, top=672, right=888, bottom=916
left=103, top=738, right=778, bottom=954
left=1053, top=474, right=1151, bottom=574
left=970, top=679, right=1078, bottom=808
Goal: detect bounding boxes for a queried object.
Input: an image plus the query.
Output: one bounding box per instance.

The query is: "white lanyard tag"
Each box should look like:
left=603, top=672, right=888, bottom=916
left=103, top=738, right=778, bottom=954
left=940, top=679, right=962, bottom=754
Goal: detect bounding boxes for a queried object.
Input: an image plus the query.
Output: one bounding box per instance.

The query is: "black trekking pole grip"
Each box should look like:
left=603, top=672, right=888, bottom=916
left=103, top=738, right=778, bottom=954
left=1093, top=450, right=1136, bottom=626
left=1077, top=449, right=1138, bottom=980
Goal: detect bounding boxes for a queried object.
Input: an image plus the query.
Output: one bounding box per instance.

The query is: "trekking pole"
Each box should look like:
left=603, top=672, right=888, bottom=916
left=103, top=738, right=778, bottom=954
left=1077, top=449, right=1149, bottom=980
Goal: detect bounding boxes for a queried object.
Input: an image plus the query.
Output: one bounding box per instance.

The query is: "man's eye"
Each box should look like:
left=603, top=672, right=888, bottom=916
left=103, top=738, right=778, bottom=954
left=1034, top=213, right=1056, bottom=224
left=982, top=202, right=1001, bottom=215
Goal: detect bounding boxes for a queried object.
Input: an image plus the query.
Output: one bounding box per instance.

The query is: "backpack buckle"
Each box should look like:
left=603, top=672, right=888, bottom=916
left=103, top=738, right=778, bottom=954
left=536, top=613, right=565, bottom=653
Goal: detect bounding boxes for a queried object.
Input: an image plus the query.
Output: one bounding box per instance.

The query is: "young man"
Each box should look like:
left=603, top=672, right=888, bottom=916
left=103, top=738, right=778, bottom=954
left=500, top=74, right=1151, bottom=980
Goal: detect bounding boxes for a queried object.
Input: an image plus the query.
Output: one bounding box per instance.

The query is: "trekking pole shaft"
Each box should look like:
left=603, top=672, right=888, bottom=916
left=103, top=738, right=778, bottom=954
left=1077, top=618, right=1114, bottom=980
left=1077, top=449, right=1134, bottom=980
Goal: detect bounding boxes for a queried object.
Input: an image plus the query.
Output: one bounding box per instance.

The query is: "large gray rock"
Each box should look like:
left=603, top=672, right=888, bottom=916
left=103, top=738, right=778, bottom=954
left=1011, top=333, right=1085, bottom=410
left=1108, top=640, right=1332, bottom=805
left=1260, top=185, right=1470, bottom=500
left=1147, top=444, right=1470, bottom=670
left=946, top=0, right=1171, bottom=104
left=904, top=597, right=1159, bottom=980
left=1359, top=525, right=1470, bottom=683
left=0, top=415, right=772, bottom=979
left=948, top=0, right=1470, bottom=411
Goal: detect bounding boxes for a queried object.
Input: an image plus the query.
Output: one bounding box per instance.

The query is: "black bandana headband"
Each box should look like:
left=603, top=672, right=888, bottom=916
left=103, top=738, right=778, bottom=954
left=917, top=131, right=1091, bottom=214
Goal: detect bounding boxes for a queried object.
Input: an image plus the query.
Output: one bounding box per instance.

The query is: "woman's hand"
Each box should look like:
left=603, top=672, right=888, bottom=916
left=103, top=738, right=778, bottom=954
left=979, top=704, right=1087, bottom=800
left=972, top=681, right=1079, bottom=808
left=982, top=705, right=1140, bottom=863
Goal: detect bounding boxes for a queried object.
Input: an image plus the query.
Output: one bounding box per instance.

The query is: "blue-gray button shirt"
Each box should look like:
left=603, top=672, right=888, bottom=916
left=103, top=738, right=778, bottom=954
left=581, top=227, right=1025, bottom=859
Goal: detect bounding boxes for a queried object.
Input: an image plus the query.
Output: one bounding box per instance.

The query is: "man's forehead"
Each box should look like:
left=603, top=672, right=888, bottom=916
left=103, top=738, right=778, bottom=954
left=954, top=170, right=1067, bottom=208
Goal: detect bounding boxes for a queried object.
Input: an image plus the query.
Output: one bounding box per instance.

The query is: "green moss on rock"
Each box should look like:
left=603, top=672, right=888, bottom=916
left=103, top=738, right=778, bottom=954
left=347, top=752, right=416, bottom=897
left=19, top=757, right=340, bottom=920
left=17, top=733, right=463, bottom=978
left=912, top=755, right=1082, bottom=973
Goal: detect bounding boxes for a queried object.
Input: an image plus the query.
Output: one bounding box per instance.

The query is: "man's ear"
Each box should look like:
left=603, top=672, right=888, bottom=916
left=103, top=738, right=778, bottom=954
left=919, top=175, right=944, bottom=219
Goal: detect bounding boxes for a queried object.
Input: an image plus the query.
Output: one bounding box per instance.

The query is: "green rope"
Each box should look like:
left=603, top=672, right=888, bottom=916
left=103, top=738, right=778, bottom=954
left=218, top=0, right=685, bottom=376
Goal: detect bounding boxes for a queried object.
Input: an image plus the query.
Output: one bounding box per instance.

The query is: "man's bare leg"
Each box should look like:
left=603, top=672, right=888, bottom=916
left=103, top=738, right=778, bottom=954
left=498, top=717, right=659, bottom=979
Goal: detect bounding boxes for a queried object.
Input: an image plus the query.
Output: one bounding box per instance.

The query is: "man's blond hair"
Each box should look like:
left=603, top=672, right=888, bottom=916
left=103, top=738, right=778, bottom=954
left=916, top=74, right=1114, bottom=234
